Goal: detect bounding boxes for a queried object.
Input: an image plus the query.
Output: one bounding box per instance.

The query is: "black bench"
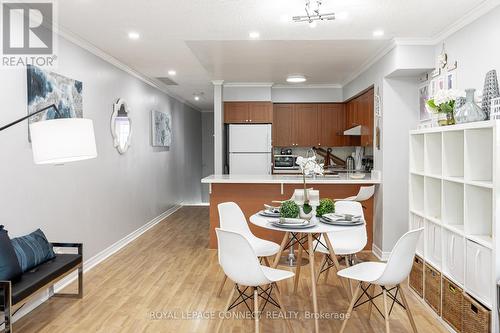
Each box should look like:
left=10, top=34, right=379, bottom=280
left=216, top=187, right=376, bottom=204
left=1, top=243, right=83, bottom=333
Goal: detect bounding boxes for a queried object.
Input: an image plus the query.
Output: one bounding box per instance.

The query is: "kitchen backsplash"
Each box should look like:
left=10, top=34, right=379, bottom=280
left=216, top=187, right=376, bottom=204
left=273, top=146, right=373, bottom=164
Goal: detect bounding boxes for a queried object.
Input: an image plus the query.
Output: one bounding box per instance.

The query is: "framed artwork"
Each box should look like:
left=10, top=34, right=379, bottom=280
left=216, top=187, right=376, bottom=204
left=419, top=84, right=431, bottom=122
left=27, top=65, right=83, bottom=140
left=151, top=110, right=172, bottom=147
left=429, top=79, right=437, bottom=98
left=447, top=72, right=456, bottom=89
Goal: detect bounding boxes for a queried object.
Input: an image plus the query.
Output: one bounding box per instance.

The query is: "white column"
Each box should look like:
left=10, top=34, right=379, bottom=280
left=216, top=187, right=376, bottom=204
left=213, top=80, right=224, bottom=174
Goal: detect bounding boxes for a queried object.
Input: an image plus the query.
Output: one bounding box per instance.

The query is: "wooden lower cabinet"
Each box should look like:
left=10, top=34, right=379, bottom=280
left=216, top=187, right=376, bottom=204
left=208, top=183, right=374, bottom=250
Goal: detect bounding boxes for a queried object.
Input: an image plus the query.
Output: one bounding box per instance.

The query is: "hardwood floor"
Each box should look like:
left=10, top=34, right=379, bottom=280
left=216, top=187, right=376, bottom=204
left=14, top=207, right=448, bottom=333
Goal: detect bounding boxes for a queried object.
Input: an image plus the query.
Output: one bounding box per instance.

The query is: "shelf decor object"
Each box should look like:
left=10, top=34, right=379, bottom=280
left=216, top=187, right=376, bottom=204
left=426, top=89, right=464, bottom=126
left=482, top=70, right=500, bottom=119
left=455, top=89, right=488, bottom=124
left=0, top=104, right=97, bottom=165
left=409, top=121, right=498, bottom=332
left=490, top=97, right=500, bottom=121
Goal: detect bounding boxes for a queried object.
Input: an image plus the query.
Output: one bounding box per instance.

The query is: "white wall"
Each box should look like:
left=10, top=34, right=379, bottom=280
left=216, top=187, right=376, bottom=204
left=224, top=85, right=272, bottom=101
left=436, top=6, right=500, bottom=93
left=272, top=86, right=343, bottom=103
left=0, top=35, right=202, bottom=260
left=201, top=112, right=214, bottom=202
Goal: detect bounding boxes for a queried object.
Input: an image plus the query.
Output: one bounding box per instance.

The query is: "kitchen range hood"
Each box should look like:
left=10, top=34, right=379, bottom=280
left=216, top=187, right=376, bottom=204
left=343, top=125, right=362, bottom=136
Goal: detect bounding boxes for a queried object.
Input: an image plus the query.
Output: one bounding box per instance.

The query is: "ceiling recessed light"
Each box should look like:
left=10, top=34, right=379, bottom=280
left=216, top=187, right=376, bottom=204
left=373, top=29, right=384, bottom=37
left=194, top=95, right=200, bottom=101
left=168, top=70, right=176, bottom=76
left=128, top=31, right=140, bottom=40
left=249, top=31, right=260, bottom=39
left=286, top=74, right=307, bottom=84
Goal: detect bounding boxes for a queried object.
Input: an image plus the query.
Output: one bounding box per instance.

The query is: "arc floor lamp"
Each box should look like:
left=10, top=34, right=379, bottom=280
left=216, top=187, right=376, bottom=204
left=0, top=104, right=97, bottom=164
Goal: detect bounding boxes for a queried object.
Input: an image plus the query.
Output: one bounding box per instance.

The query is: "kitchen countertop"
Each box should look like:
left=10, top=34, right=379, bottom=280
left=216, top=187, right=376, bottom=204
left=201, top=171, right=381, bottom=184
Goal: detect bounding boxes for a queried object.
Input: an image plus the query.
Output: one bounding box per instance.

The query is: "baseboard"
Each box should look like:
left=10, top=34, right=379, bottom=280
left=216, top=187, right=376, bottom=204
left=372, top=243, right=391, bottom=261
left=184, top=202, right=209, bottom=206
left=10, top=203, right=183, bottom=323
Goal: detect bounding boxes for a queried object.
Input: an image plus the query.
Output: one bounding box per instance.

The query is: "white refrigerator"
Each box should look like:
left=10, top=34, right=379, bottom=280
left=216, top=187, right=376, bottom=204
left=229, top=124, right=272, bottom=175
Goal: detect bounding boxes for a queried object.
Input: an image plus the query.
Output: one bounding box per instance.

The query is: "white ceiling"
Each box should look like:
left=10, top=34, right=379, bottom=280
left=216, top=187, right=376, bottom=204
left=58, top=0, right=494, bottom=110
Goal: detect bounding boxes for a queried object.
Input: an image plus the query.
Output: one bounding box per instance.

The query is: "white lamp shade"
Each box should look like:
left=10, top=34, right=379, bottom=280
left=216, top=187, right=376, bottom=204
left=30, top=118, right=98, bottom=165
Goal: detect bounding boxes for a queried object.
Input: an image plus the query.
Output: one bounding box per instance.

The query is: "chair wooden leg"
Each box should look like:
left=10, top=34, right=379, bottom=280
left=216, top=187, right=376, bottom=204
left=273, top=232, right=290, bottom=268
left=273, top=283, right=294, bottom=332
left=294, top=240, right=303, bottom=293
left=316, top=254, right=326, bottom=285
left=254, top=287, right=260, bottom=333
left=324, top=258, right=330, bottom=283
left=308, top=234, right=319, bottom=333
left=345, top=256, right=353, bottom=296
left=216, top=283, right=236, bottom=333
left=382, top=288, right=390, bottom=333
left=263, top=256, right=271, bottom=267
left=323, top=233, right=350, bottom=298
left=398, top=284, right=418, bottom=333
left=216, top=274, right=227, bottom=297
left=367, top=283, right=375, bottom=320
left=340, top=282, right=361, bottom=333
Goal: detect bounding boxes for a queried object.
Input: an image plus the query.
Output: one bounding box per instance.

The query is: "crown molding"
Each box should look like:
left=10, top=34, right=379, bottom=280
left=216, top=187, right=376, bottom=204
left=341, top=40, right=396, bottom=87
left=272, top=83, right=342, bottom=89
left=212, top=80, right=224, bottom=86
left=223, top=82, right=273, bottom=87
left=431, top=0, right=500, bottom=44
left=57, top=27, right=202, bottom=111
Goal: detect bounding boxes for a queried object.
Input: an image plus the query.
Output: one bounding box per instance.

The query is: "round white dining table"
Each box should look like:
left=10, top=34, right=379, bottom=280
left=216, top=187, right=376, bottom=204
left=249, top=213, right=364, bottom=333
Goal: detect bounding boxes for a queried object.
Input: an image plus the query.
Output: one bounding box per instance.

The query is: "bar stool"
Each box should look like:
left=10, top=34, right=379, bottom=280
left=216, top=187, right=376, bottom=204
left=337, top=228, right=423, bottom=333
left=335, top=185, right=375, bottom=202
left=314, top=201, right=367, bottom=285
left=215, top=228, right=295, bottom=333
left=216, top=202, right=280, bottom=297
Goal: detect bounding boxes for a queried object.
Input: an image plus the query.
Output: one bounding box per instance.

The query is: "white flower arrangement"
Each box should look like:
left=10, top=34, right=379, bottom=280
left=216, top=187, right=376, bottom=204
left=296, top=156, right=324, bottom=176
left=427, top=89, right=465, bottom=114
left=296, top=155, right=324, bottom=205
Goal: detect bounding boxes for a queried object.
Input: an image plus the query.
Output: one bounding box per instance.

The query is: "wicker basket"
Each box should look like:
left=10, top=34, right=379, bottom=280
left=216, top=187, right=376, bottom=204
left=463, top=293, right=490, bottom=333
left=443, top=277, right=463, bottom=332
left=424, top=263, right=441, bottom=315
left=409, top=255, right=423, bottom=297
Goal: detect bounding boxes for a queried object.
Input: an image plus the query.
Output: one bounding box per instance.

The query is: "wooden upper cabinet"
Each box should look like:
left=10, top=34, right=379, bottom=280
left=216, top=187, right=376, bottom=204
left=248, top=102, right=273, bottom=123
left=345, top=88, right=374, bottom=147
left=224, top=102, right=272, bottom=124
left=294, top=104, right=319, bottom=147
left=319, top=104, right=346, bottom=147
left=273, top=104, right=294, bottom=147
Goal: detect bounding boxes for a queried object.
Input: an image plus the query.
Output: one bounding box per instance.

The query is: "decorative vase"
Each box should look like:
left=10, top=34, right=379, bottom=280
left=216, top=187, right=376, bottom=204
left=481, top=70, right=500, bottom=119
left=299, top=205, right=314, bottom=220
left=454, top=89, right=487, bottom=124
left=437, top=113, right=448, bottom=126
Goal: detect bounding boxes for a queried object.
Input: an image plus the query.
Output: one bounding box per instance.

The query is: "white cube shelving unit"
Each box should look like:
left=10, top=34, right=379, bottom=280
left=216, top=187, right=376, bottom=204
left=409, top=121, right=500, bottom=333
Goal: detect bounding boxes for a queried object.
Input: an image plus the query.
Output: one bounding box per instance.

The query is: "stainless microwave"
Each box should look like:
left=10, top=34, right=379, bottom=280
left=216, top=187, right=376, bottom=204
left=273, top=155, right=299, bottom=169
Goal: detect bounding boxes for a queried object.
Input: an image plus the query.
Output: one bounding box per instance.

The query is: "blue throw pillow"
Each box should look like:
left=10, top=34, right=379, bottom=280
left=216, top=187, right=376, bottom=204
left=11, top=229, right=56, bottom=272
left=0, top=225, right=22, bottom=281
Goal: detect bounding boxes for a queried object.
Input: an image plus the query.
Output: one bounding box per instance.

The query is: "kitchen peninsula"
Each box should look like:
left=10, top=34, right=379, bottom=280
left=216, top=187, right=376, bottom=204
left=202, top=173, right=381, bottom=250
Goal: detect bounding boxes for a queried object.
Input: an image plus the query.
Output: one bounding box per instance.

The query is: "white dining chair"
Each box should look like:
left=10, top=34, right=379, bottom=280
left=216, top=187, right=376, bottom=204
left=337, top=228, right=424, bottom=333
left=215, top=228, right=294, bottom=333
left=216, top=202, right=280, bottom=296
left=314, top=201, right=367, bottom=285
left=336, top=185, right=375, bottom=202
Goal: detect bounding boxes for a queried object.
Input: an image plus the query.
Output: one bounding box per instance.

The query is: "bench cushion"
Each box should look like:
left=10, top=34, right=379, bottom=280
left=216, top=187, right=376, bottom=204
left=0, top=226, right=22, bottom=281
left=0, top=253, right=82, bottom=306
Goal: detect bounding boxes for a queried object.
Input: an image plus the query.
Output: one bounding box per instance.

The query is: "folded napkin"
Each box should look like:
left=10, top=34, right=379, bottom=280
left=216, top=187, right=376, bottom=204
left=323, top=213, right=362, bottom=222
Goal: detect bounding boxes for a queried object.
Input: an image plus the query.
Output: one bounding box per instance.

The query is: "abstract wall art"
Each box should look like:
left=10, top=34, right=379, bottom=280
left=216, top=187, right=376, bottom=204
left=151, top=110, right=172, bottom=147
left=27, top=65, right=83, bottom=139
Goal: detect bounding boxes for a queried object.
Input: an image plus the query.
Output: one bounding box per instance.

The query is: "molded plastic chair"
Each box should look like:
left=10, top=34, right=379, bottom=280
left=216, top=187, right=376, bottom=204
left=337, top=228, right=424, bottom=333
left=215, top=228, right=294, bottom=333
left=314, top=201, right=367, bottom=284
left=336, top=185, right=375, bottom=202
left=216, top=202, right=280, bottom=296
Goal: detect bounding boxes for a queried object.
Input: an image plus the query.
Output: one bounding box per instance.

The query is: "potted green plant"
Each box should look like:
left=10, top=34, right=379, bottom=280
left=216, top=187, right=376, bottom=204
left=427, top=89, right=464, bottom=126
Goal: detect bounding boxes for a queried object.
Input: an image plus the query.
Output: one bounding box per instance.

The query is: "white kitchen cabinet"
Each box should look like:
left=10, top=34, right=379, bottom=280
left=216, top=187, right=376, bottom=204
left=465, top=240, right=492, bottom=307
left=442, top=229, right=464, bottom=285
